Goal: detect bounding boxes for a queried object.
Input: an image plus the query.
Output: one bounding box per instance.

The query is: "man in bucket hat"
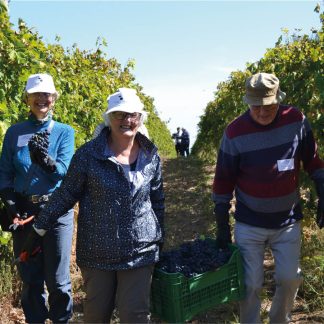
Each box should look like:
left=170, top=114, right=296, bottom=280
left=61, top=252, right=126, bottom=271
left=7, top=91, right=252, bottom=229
left=212, top=72, right=324, bottom=323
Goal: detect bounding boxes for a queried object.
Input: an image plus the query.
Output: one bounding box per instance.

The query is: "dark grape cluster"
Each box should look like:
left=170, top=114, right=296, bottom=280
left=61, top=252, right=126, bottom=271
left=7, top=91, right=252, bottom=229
left=28, top=130, right=50, bottom=157
left=157, top=239, right=232, bottom=278
left=28, top=130, right=56, bottom=172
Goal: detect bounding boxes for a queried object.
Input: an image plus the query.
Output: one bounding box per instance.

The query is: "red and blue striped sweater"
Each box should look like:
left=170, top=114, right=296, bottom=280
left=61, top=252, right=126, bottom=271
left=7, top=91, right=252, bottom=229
left=213, top=105, right=324, bottom=228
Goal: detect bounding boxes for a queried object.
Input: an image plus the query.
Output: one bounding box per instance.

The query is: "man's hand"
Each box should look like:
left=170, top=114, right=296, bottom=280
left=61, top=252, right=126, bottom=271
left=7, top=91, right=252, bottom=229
left=214, top=203, right=232, bottom=249
left=20, top=228, right=42, bottom=262
left=315, top=180, right=324, bottom=229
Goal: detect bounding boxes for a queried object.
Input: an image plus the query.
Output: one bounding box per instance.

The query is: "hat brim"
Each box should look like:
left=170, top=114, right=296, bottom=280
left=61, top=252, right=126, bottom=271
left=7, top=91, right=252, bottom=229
left=107, top=103, right=144, bottom=114
left=26, top=85, right=57, bottom=94
left=243, top=89, right=286, bottom=106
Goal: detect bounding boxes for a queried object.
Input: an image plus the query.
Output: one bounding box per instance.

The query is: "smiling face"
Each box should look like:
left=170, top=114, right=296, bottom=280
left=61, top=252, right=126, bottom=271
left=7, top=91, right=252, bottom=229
left=109, top=111, right=142, bottom=138
left=27, top=92, right=55, bottom=119
left=249, top=104, right=279, bottom=126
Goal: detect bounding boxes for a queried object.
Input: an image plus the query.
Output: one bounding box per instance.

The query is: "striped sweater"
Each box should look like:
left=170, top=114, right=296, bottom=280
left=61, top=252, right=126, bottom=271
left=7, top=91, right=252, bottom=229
left=213, top=105, right=324, bottom=228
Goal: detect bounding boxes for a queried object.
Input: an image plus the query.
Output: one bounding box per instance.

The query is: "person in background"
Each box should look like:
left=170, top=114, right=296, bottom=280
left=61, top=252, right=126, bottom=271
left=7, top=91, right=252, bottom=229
left=0, top=73, right=75, bottom=323
left=21, top=87, right=165, bottom=323
left=171, top=127, right=182, bottom=156
left=180, top=127, right=190, bottom=157
left=212, top=72, right=324, bottom=323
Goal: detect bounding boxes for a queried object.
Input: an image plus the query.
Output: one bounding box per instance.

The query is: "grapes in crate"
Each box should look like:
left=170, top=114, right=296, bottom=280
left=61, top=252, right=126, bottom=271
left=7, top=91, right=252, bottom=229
left=157, top=239, right=232, bottom=277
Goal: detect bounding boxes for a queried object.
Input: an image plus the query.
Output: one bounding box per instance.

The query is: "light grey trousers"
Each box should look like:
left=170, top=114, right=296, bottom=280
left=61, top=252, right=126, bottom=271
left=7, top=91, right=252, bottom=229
left=81, top=264, right=154, bottom=323
left=234, top=221, right=302, bottom=324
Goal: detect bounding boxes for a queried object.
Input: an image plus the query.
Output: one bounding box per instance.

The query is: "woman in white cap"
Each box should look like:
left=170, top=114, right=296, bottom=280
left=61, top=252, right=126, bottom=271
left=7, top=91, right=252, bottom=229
left=21, top=87, right=165, bottom=323
left=0, top=73, right=74, bottom=323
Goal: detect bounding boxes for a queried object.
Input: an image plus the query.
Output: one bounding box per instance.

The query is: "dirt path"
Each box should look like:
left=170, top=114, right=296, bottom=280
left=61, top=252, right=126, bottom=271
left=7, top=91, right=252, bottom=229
left=2, top=157, right=323, bottom=323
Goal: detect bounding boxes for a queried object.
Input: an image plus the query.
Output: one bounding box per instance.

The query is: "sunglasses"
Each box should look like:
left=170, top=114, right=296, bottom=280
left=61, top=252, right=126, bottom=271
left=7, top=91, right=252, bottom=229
left=111, top=111, right=141, bottom=121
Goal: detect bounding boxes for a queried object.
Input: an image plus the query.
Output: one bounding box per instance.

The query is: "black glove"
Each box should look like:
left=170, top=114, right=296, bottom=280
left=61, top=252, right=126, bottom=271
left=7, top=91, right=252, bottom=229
left=315, top=179, right=324, bottom=229
left=39, top=155, right=57, bottom=173
left=28, top=130, right=57, bottom=173
left=159, top=242, right=164, bottom=255
left=20, top=228, right=42, bottom=262
left=214, top=203, right=232, bottom=249
left=0, top=188, right=19, bottom=220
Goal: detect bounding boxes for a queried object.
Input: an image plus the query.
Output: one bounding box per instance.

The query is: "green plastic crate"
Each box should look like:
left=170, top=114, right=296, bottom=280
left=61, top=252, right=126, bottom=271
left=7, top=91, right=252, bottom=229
left=150, top=242, right=245, bottom=323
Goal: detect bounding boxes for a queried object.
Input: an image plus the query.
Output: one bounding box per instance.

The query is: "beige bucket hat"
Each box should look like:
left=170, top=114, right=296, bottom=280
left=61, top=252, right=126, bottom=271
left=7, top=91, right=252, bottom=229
left=243, top=73, right=286, bottom=106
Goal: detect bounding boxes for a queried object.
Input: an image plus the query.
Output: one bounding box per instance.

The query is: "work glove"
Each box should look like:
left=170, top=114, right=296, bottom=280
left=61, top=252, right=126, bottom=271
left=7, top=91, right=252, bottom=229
left=158, top=241, right=164, bottom=258
left=19, top=228, right=42, bottom=262
left=0, top=188, right=20, bottom=220
left=315, top=179, right=324, bottom=229
left=28, top=130, right=57, bottom=173
left=214, top=203, right=232, bottom=249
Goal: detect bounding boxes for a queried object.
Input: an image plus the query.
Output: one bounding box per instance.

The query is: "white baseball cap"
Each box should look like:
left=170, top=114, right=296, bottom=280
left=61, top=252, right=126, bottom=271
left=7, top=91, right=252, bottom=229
left=25, top=73, right=57, bottom=94
left=107, top=88, right=144, bottom=114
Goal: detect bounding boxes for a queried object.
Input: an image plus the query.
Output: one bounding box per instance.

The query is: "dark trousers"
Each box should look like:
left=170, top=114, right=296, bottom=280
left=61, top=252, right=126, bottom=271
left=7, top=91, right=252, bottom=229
left=13, top=198, right=73, bottom=323
left=181, top=144, right=189, bottom=157
left=81, top=265, right=154, bottom=323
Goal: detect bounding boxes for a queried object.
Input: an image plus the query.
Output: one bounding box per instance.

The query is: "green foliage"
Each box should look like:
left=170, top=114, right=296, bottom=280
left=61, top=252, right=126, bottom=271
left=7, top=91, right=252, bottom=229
left=0, top=11, right=174, bottom=151
left=300, top=222, right=324, bottom=312
left=191, top=71, right=249, bottom=162
left=0, top=230, right=14, bottom=296
left=143, top=94, right=176, bottom=158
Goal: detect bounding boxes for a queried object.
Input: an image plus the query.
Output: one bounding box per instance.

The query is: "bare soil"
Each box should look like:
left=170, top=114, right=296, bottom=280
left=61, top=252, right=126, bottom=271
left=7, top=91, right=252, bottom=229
left=1, top=157, right=323, bottom=323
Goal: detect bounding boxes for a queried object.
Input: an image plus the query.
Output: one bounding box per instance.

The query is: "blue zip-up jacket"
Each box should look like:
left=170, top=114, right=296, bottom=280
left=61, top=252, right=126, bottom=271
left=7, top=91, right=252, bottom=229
left=0, top=115, right=75, bottom=195
left=35, top=128, right=165, bottom=270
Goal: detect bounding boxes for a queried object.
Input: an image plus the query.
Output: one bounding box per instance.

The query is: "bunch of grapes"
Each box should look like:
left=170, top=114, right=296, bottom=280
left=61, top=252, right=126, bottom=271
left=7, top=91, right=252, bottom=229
left=28, top=130, right=50, bottom=158
left=28, top=130, right=56, bottom=172
left=157, top=239, right=232, bottom=278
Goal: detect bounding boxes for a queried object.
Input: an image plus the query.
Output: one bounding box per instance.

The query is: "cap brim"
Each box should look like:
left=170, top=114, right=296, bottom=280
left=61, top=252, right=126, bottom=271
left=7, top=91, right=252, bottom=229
left=243, top=90, right=286, bottom=106
left=26, top=86, right=57, bottom=94
left=107, top=103, right=144, bottom=114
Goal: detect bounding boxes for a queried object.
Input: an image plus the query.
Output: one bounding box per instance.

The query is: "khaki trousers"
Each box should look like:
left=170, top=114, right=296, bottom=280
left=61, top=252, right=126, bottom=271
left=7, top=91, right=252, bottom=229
left=81, top=264, right=154, bottom=323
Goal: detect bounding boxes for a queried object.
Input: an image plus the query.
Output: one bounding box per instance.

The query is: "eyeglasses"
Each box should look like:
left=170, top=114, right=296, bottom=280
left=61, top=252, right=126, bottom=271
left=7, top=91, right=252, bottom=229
left=29, top=92, right=53, bottom=99
left=111, top=111, right=141, bottom=121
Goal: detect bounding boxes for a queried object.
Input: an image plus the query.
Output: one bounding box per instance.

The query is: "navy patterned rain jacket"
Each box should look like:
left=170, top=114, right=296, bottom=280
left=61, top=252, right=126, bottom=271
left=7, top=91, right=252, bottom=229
left=34, top=128, right=165, bottom=270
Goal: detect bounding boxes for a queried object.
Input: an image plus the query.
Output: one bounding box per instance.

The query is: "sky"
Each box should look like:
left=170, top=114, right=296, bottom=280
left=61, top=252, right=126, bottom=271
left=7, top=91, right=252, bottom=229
left=8, top=0, right=322, bottom=146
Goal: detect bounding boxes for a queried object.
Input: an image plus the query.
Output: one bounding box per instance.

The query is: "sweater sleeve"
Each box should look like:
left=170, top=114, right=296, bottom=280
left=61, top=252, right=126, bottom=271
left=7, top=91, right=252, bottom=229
left=44, top=126, right=75, bottom=182
left=212, top=131, right=239, bottom=205
left=0, top=127, right=16, bottom=190
left=34, top=148, right=87, bottom=230
left=300, top=117, right=324, bottom=181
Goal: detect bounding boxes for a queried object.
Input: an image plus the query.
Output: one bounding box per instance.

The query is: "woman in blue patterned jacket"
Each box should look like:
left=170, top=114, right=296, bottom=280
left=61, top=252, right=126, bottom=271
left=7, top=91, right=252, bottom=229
left=0, top=73, right=74, bottom=323
left=22, top=88, right=165, bottom=323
